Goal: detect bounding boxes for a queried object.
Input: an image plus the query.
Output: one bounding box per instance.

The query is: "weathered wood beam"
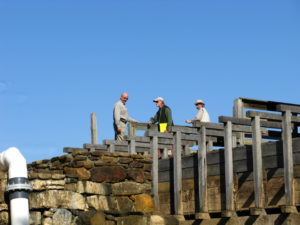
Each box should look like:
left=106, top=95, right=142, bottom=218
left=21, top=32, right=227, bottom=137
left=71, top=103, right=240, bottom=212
left=219, top=116, right=282, bottom=129
left=151, top=136, right=159, bottom=211
left=281, top=110, right=296, bottom=210
left=193, top=121, right=224, bottom=130
left=129, top=139, right=136, bottom=154
left=83, top=144, right=107, bottom=150
left=277, top=104, right=300, bottom=114
left=196, top=126, right=210, bottom=219
left=90, top=113, right=98, bottom=144
left=222, top=121, right=236, bottom=217
left=173, top=131, right=183, bottom=217
left=251, top=116, right=265, bottom=215
left=247, top=110, right=300, bottom=123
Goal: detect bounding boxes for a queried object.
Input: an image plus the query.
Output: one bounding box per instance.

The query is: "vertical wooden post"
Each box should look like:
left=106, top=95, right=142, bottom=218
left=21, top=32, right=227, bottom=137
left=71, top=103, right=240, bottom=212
left=128, top=122, right=136, bottom=137
left=251, top=116, right=266, bottom=215
left=174, top=131, right=184, bottom=218
left=151, top=136, right=159, bottom=211
left=129, top=139, right=136, bottom=154
left=233, top=98, right=244, bottom=146
left=281, top=110, right=297, bottom=213
left=91, top=113, right=98, bottom=144
left=196, top=126, right=210, bottom=219
left=108, top=144, right=115, bottom=153
left=222, top=121, right=236, bottom=217
left=207, top=139, right=213, bottom=152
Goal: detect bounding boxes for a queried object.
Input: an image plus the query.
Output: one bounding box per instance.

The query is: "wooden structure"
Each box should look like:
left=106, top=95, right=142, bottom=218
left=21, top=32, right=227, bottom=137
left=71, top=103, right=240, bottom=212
left=64, top=97, right=300, bottom=221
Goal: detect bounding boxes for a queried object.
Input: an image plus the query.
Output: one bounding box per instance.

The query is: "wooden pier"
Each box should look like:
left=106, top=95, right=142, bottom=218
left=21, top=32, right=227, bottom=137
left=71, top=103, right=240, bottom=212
left=64, top=97, right=300, bottom=223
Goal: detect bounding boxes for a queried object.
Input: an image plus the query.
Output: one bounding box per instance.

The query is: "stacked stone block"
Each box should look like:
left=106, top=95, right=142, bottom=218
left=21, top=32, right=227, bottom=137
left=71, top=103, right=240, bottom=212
left=0, top=151, right=154, bottom=225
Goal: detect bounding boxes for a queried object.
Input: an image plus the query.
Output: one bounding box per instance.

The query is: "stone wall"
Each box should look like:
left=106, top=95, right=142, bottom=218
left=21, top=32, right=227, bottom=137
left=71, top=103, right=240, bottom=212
left=0, top=151, right=154, bottom=225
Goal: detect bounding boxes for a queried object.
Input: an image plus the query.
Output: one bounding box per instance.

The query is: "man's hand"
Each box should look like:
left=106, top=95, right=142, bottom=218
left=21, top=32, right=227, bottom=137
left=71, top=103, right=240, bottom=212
left=185, top=120, right=191, bottom=124
left=147, top=121, right=153, bottom=128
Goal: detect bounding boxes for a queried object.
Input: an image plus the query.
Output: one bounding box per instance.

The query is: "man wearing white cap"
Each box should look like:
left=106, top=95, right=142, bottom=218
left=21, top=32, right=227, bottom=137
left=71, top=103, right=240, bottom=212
left=185, top=100, right=210, bottom=124
left=147, top=97, right=173, bottom=132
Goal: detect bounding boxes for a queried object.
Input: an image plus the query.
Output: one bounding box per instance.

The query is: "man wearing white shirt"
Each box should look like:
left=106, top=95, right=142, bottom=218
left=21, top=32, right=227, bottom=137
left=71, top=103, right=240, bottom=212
left=185, top=99, right=210, bottom=124
left=113, top=92, right=138, bottom=140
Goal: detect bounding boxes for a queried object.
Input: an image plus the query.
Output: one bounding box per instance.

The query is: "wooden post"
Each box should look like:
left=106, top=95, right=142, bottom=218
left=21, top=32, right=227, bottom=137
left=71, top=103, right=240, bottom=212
left=233, top=98, right=244, bottom=146
left=128, top=122, right=136, bottom=137
left=222, top=121, right=236, bottom=217
left=281, top=110, right=297, bottom=213
left=250, top=116, right=266, bottom=215
left=207, top=139, right=213, bottom=152
left=108, top=144, right=115, bottom=153
left=151, top=136, right=159, bottom=211
left=129, top=139, right=136, bottom=154
left=174, top=131, right=184, bottom=219
left=196, top=126, right=210, bottom=219
left=91, top=113, right=98, bottom=144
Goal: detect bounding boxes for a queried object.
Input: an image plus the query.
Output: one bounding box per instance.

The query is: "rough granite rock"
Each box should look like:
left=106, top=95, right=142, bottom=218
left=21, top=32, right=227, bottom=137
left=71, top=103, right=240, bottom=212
left=111, top=181, right=151, bottom=196
left=29, top=190, right=86, bottom=210
left=52, top=209, right=72, bottom=225
left=91, top=166, right=126, bottom=183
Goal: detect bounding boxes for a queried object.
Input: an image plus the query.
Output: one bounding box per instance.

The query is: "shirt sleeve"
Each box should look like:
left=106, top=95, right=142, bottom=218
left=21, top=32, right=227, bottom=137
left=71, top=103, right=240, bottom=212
left=150, top=111, right=159, bottom=124
left=114, top=103, right=121, bottom=127
left=165, top=107, right=173, bottom=130
left=193, top=109, right=204, bottom=122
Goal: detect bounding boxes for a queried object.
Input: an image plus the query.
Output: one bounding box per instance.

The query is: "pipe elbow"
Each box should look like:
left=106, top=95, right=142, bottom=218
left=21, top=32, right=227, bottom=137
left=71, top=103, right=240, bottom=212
left=0, top=147, right=28, bottom=178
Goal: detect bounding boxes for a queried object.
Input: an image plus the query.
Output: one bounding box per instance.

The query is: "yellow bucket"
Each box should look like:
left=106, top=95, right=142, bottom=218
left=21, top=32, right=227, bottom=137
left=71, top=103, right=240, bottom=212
left=159, top=123, right=167, bottom=133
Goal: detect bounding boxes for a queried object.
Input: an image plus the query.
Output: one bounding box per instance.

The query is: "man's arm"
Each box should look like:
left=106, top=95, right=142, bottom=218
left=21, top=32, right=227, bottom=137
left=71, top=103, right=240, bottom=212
left=165, top=107, right=173, bottom=131
left=114, top=103, right=121, bottom=128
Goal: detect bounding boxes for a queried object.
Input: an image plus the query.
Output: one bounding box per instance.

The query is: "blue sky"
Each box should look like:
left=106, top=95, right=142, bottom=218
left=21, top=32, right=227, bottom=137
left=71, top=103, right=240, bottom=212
left=0, top=0, right=299, bottom=163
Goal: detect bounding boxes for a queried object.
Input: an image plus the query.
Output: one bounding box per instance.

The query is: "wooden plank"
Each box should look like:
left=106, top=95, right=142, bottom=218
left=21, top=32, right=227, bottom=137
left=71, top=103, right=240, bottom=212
left=83, top=143, right=107, bottom=150
left=238, top=97, right=300, bottom=111
left=224, top=121, right=235, bottom=212
left=151, top=136, right=159, bottom=210
left=282, top=110, right=295, bottom=206
left=233, top=98, right=245, bottom=146
left=129, top=139, right=136, bottom=154
left=198, top=126, right=208, bottom=213
left=171, top=126, right=198, bottom=134
left=193, top=121, right=224, bottom=130
left=108, top=144, right=115, bottom=153
left=103, top=140, right=128, bottom=145
left=174, top=131, right=183, bottom=215
left=219, top=116, right=282, bottom=129
left=90, top=113, right=98, bottom=144
left=251, top=116, right=264, bottom=209
left=247, top=110, right=300, bottom=123
left=128, top=122, right=136, bottom=137
left=277, top=104, right=300, bottom=114
left=158, top=152, right=300, bottom=182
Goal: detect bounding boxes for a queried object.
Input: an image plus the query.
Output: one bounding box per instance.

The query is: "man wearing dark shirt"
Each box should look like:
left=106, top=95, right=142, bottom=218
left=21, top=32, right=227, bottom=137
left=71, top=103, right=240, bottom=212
left=147, top=97, right=173, bottom=132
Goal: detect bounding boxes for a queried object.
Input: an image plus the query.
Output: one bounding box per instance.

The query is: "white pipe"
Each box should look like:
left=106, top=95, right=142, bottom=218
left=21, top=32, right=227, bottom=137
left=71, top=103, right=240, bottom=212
left=0, top=147, right=31, bottom=225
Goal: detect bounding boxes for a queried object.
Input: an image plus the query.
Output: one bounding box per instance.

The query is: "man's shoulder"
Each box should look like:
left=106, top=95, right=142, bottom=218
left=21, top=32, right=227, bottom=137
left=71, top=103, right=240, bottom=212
left=114, top=100, right=122, bottom=107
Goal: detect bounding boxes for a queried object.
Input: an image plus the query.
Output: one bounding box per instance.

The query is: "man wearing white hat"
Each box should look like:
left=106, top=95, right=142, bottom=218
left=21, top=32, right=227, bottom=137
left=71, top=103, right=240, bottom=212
left=185, top=99, right=210, bottom=124
left=147, top=97, right=173, bottom=132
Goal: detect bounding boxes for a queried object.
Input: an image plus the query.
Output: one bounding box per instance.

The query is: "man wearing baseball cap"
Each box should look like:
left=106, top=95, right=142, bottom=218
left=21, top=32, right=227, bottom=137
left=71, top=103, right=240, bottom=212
left=185, top=99, right=210, bottom=124
left=147, top=97, right=173, bottom=132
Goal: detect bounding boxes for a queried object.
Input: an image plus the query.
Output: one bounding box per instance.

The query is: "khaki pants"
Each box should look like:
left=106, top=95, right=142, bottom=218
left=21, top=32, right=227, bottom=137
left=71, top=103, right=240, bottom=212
left=114, top=122, right=126, bottom=141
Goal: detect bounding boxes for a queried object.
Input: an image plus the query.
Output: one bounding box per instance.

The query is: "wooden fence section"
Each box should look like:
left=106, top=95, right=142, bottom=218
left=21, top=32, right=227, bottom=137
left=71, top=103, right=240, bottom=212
left=63, top=97, right=300, bottom=219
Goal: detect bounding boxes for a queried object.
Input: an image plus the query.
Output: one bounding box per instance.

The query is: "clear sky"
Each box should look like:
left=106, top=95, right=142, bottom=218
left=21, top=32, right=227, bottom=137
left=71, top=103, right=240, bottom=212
left=0, top=0, right=299, bottom=163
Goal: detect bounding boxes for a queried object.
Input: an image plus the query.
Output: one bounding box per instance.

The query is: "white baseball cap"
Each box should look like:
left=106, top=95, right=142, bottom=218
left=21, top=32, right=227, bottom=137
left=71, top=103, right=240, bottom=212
left=153, top=97, right=164, bottom=102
